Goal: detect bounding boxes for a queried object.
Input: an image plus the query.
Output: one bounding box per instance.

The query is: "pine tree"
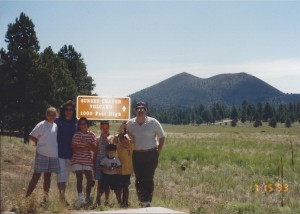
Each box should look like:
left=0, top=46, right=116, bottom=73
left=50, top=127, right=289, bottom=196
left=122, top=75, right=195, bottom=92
left=263, top=102, right=273, bottom=122
left=230, top=106, right=239, bottom=121
left=58, top=45, right=95, bottom=95
left=38, top=47, right=78, bottom=107
left=269, top=117, right=277, bottom=128
left=4, top=12, right=41, bottom=143
left=285, top=118, right=291, bottom=128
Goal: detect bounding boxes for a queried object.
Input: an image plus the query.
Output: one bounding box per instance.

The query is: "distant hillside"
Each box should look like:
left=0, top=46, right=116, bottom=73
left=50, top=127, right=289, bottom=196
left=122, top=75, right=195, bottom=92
left=129, top=72, right=300, bottom=108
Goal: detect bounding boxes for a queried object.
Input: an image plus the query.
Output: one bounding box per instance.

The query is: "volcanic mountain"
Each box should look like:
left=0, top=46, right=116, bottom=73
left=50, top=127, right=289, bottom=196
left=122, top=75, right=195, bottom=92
left=129, top=72, right=300, bottom=108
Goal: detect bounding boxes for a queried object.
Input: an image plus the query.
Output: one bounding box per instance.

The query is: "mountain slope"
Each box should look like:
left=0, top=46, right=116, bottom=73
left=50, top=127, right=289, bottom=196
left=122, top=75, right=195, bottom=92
left=129, top=72, right=298, bottom=108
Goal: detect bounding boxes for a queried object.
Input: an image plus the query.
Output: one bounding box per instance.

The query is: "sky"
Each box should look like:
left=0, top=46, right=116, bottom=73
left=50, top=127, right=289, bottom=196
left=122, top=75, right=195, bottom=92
left=1, top=1, right=300, bottom=96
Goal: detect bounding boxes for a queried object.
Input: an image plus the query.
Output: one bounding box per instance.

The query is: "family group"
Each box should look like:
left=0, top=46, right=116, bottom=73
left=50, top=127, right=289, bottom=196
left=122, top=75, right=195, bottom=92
left=24, top=100, right=166, bottom=209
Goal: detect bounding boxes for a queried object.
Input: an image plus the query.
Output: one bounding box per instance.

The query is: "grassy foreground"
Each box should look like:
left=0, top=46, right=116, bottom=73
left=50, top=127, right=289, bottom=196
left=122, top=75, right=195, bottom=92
left=1, top=122, right=300, bottom=213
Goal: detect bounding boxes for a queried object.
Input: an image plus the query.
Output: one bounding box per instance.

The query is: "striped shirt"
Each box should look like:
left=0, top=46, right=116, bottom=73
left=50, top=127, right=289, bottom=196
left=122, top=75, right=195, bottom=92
left=96, top=136, right=111, bottom=162
left=71, top=131, right=96, bottom=167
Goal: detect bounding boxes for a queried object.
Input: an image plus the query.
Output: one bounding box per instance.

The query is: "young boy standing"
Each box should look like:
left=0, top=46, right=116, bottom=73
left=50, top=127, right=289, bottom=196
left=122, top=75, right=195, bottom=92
left=116, top=131, right=134, bottom=208
left=94, top=121, right=113, bottom=205
left=99, top=144, right=122, bottom=206
left=26, top=107, right=60, bottom=202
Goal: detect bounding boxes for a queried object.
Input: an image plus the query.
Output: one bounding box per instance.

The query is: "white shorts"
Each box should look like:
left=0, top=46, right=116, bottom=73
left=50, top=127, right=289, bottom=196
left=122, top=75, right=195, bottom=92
left=57, top=158, right=72, bottom=183
left=72, top=164, right=93, bottom=172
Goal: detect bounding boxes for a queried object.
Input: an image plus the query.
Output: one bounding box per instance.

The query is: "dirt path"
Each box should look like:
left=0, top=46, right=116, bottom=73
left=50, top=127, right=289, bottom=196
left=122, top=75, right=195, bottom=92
left=80, top=207, right=186, bottom=213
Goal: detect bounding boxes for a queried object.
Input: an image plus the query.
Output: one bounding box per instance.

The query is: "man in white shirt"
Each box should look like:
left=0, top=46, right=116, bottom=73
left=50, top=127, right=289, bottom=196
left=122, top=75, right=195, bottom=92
left=126, top=101, right=166, bottom=207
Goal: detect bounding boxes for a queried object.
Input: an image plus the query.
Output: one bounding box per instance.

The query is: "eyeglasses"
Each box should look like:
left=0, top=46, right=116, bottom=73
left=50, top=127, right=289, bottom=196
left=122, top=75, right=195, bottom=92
left=136, top=108, right=146, bottom=112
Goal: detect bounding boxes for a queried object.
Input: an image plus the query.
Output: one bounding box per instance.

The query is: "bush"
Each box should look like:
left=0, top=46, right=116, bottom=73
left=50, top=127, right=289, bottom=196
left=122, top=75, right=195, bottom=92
left=231, top=119, right=237, bottom=127
left=285, top=118, right=292, bottom=128
left=253, top=119, right=262, bottom=127
left=269, top=117, right=277, bottom=128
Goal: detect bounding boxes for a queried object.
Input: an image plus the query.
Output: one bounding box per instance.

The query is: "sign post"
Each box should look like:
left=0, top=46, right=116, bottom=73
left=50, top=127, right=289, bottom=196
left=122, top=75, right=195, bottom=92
left=76, top=96, right=131, bottom=120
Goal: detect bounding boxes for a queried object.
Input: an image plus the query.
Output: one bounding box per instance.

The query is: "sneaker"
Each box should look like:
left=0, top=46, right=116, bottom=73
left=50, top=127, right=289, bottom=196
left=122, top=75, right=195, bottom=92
left=140, top=201, right=151, bottom=208
left=64, top=200, right=70, bottom=206
left=84, top=198, right=92, bottom=209
left=86, top=197, right=92, bottom=205
left=75, top=197, right=84, bottom=208
left=121, top=202, right=129, bottom=208
left=95, top=197, right=101, bottom=205
left=60, top=198, right=70, bottom=206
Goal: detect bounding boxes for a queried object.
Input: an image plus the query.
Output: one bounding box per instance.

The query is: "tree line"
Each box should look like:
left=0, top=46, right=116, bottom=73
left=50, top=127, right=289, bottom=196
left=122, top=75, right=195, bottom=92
left=0, top=13, right=95, bottom=142
left=137, top=101, right=300, bottom=128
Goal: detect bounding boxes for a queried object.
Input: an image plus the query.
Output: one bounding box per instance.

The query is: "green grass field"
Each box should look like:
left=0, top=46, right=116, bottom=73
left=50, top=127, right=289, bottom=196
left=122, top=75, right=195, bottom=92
left=1, top=121, right=300, bottom=213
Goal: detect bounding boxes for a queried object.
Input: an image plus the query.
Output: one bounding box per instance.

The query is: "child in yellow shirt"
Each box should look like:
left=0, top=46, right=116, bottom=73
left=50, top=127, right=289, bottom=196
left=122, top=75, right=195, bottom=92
left=115, top=129, right=134, bottom=208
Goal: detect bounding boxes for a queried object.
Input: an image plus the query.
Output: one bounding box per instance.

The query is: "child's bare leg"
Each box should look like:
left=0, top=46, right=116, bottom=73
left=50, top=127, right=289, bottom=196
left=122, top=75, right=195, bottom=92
left=104, top=189, right=110, bottom=205
left=122, top=186, right=129, bottom=206
left=83, top=170, right=93, bottom=202
left=26, top=172, right=42, bottom=197
left=96, top=181, right=101, bottom=204
left=43, top=172, right=51, bottom=201
left=98, top=189, right=109, bottom=205
left=114, top=189, right=122, bottom=205
left=57, top=182, right=66, bottom=200
left=75, top=171, right=83, bottom=194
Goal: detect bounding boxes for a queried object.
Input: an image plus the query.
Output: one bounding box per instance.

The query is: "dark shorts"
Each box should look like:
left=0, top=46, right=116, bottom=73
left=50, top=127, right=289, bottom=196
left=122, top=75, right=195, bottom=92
left=119, top=174, right=131, bottom=187
left=100, top=174, right=120, bottom=191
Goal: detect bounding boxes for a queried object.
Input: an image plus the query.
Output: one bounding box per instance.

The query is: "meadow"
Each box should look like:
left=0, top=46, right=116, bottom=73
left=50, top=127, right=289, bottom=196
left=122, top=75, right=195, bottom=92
left=1, top=121, right=300, bottom=213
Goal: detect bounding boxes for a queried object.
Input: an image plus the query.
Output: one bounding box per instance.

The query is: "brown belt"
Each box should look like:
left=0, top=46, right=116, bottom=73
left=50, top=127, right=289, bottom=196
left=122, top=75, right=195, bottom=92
left=134, top=147, right=157, bottom=152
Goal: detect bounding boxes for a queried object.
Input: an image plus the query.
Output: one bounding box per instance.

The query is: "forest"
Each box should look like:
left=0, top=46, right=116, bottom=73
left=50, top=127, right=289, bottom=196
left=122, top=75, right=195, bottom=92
left=135, top=101, right=300, bottom=128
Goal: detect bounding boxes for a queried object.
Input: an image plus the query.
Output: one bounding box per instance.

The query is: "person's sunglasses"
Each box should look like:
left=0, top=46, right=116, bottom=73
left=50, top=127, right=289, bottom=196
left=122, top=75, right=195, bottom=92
left=136, top=108, right=145, bottom=112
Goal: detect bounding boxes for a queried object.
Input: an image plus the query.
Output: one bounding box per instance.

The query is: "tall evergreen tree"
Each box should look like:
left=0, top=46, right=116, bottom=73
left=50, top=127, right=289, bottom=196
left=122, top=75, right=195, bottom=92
left=38, top=47, right=78, bottom=107
left=0, top=48, right=11, bottom=134
left=58, top=45, right=95, bottom=95
left=263, top=102, right=273, bottom=122
left=4, top=12, right=41, bottom=143
left=256, top=102, right=263, bottom=120
left=230, top=106, right=239, bottom=121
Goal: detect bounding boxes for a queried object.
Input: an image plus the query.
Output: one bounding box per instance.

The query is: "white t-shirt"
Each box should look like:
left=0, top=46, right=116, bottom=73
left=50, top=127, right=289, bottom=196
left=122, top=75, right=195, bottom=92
left=100, top=156, right=122, bottom=175
left=127, top=116, right=165, bottom=151
left=30, top=120, right=58, bottom=158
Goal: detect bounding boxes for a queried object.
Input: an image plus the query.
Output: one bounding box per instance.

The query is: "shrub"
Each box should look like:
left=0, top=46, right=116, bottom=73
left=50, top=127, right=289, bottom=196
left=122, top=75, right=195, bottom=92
left=231, top=119, right=237, bottom=127
left=285, top=118, right=292, bottom=128
left=269, top=117, right=277, bottom=128
left=253, top=119, right=262, bottom=127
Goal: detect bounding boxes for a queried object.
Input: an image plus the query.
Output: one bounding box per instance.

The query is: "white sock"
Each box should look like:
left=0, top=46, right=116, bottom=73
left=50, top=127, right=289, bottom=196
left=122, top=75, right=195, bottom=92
left=78, top=193, right=83, bottom=198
